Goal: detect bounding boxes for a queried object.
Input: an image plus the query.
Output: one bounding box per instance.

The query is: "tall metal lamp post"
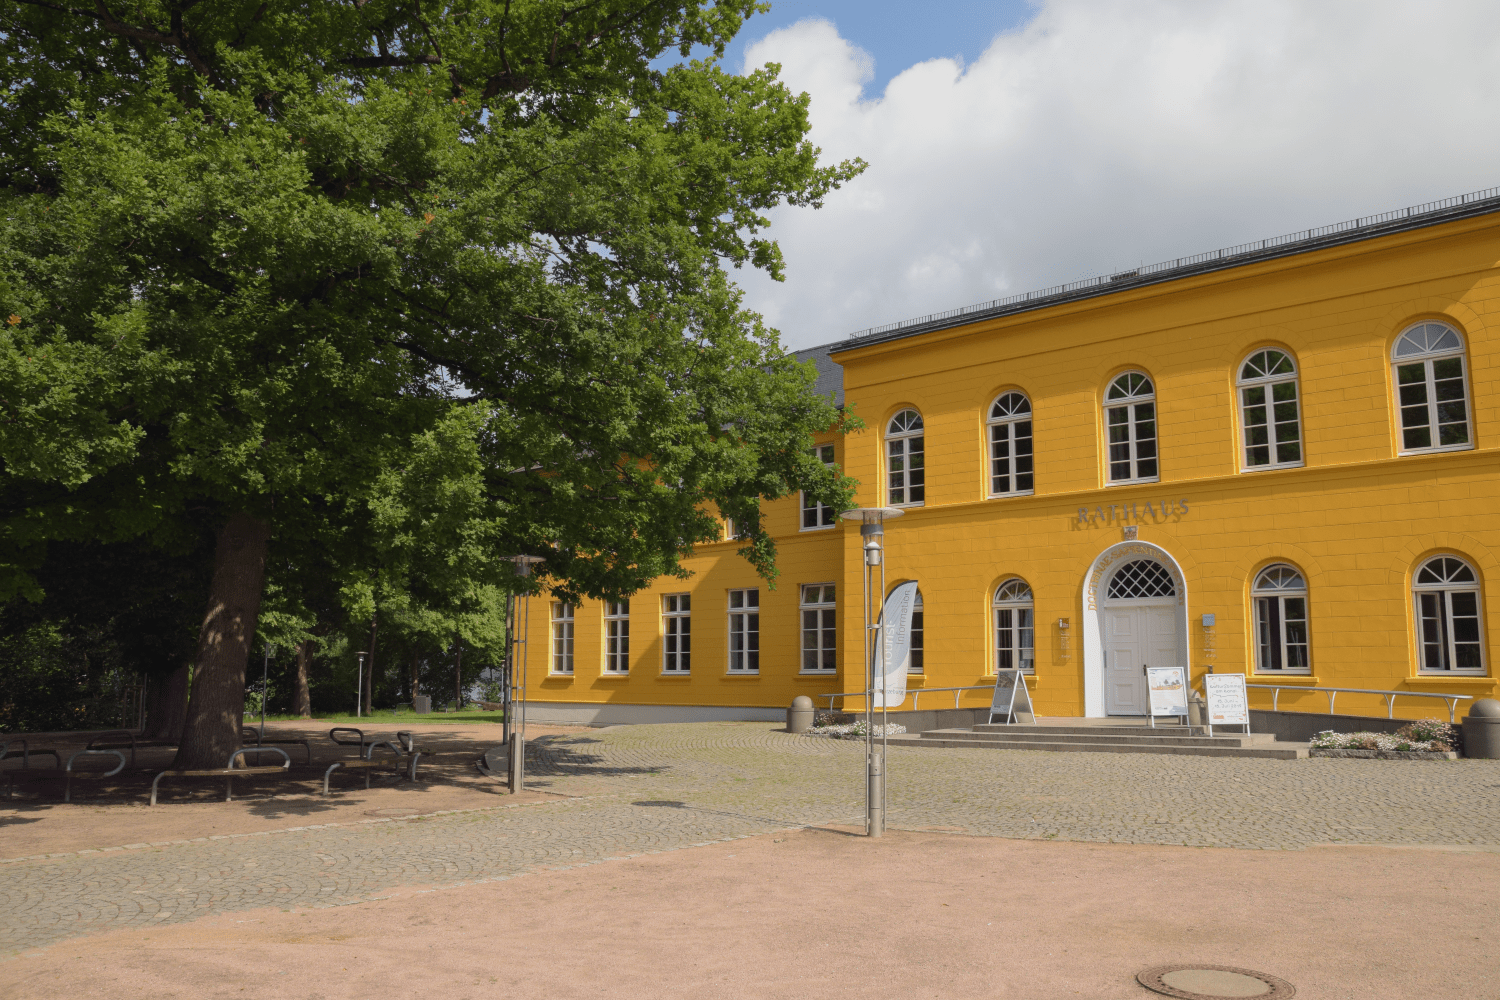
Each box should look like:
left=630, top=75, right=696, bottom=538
left=354, top=651, right=367, bottom=718
left=259, top=644, right=273, bottom=739
left=839, top=506, right=903, bottom=837
left=505, top=555, right=546, bottom=793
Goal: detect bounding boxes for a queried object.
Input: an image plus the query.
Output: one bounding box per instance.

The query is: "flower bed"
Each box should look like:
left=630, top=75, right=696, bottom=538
left=805, top=721, right=907, bottom=740
left=1309, top=721, right=1458, bottom=759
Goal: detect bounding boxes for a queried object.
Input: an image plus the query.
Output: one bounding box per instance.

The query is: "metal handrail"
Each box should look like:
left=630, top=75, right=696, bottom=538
left=1245, top=683, right=1473, bottom=723
left=820, top=680, right=1028, bottom=713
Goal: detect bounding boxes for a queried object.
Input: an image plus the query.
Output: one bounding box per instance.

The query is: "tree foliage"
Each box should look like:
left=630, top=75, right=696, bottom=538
left=0, top=1, right=862, bottom=752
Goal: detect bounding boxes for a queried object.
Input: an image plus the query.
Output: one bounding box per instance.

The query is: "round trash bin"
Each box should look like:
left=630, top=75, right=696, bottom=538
left=1462, top=698, right=1500, bottom=759
left=787, top=696, right=814, bottom=734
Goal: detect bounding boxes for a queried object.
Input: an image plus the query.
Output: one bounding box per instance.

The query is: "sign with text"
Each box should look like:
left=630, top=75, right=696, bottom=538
left=988, top=669, right=1035, bottom=724
left=1204, top=673, right=1249, bottom=732
left=873, top=581, right=920, bottom=708
left=1145, top=666, right=1189, bottom=718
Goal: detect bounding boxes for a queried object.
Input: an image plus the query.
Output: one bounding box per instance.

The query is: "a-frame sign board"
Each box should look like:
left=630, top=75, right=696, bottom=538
left=988, top=669, right=1035, bottom=724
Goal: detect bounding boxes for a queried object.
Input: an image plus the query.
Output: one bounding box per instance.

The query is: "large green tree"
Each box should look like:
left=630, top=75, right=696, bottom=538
left=0, top=2, right=860, bottom=766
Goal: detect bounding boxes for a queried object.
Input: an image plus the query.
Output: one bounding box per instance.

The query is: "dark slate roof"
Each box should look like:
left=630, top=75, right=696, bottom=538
left=826, top=185, right=1500, bottom=356
left=793, top=342, right=845, bottom=406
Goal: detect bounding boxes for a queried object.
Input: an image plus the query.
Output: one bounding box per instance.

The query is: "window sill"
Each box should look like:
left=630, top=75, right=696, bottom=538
left=799, top=524, right=837, bottom=533
left=1240, top=461, right=1305, bottom=474
left=1247, top=674, right=1318, bottom=683
left=890, top=501, right=925, bottom=509
left=657, top=672, right=692, bottom=679
left=1106, top=477, right=1160, bottom=488
left=987, top=490, right=1035, bottom=500
left=597, top=672, right=630, bottom=679
left=798, top=670, right=837, bottom=677
left=545, top=672, right=574, bottom=679
left=723, top=671, right=761, bottom=679
left=1398, top=443, right=1475, bottom=457
left=1407, top=674, right=1494, bottom=685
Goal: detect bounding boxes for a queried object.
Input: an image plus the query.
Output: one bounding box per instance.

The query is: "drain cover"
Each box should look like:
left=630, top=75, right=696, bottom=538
left=1137, top=965, right=1295, bottom=999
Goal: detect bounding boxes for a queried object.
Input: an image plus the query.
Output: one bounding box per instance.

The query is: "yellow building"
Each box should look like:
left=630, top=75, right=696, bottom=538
left=519, top=188, right=1500, bottom=729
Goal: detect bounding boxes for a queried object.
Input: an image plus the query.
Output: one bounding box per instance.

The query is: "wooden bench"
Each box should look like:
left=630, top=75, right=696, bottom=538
left=240, top=727, right=312, bottom=764
left=150, top=747, right=291, bottom=805
left=0, top=738, right=62, bottom=770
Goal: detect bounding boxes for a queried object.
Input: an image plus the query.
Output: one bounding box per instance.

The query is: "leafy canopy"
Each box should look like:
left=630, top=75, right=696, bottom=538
left=0, top=1, right=863, bottom=603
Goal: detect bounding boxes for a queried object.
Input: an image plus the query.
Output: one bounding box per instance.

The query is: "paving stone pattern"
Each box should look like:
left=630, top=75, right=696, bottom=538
left=5, top=722, right=1500, bottom=955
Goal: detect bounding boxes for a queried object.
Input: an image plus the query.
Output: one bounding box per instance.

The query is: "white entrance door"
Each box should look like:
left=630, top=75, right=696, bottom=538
left=1103, top=603, right=1178, bottom=715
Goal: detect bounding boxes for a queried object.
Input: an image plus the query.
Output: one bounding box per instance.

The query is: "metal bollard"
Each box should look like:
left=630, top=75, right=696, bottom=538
left=867, top=752, right=885, bottom=838
left=508, top=731, right=525, bottom=792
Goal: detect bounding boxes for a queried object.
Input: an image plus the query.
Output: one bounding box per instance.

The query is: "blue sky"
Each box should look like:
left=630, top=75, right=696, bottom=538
left=724, top=1, right=1037, bottom=94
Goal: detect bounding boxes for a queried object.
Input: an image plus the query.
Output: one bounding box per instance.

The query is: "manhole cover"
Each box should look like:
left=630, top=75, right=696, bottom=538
left=1137, top=965, right=1295, bottom=999
left=365, top=807, right=420, bottom=818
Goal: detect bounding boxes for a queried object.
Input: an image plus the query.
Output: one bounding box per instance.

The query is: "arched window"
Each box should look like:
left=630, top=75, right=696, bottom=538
left=1238, top=349, right=1303, bottom=470
left=1104, top=372, right=1158, bottom=483
left=1392, top=322, right=1471, bottom=453
left=909, top=589, right=924, bottom=674
left=993, top=578, right=1034, bottom=673
left=1413, top=556, right=1485, bottom=673
left=1252, top=565, right=1310, bottom=673
left=987, top=392, right=1034, bottom=496
left=886, top=409, right=925, bottom=506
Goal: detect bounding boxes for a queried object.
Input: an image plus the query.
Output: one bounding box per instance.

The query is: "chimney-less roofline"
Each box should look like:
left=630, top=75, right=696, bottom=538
left=832, top=185, right=1500, bottom=354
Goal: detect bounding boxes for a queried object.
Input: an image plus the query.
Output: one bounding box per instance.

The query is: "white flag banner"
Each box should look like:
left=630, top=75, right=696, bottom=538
left=873, top=582, right=919, bottom=708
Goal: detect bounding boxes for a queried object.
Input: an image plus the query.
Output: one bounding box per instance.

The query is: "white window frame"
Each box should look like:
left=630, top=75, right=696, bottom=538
left=550, top=602, right=575, bottom=675
left=800, top=583, right=837, bottom=674
left=1251, top=565, right=1311, bottom=674
left=886, top=409, right=925, bottom=507
left=987, top=392, right=1034, bottom=498
left=992, top=579, right=1035, bottom=674
left=603, top=600, right=630, bottom=674
left=1391, top=322, right=1474, bottom=456
left=801, top=444, right=838, bottom=531
left=662, top=594, right=691, bottom=673
left=1413, top=556, right=1486, bottom=675
left=727, top=588, right=760, bottom=673
left=1237, top=349, right=1304, bottom=472
left=1103, top=371, right=1159, bottom=485
left=908, top=589, right=924, bottom=674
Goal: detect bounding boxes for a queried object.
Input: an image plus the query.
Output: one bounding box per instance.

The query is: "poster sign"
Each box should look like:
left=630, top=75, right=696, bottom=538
left=1203, top=673, right=1249, bottom=734
left=988, top=669, right=1035, bottom=724
left=873, top=581, right=920, bottom=708
left=1145, top=666, right=1189, bottom=719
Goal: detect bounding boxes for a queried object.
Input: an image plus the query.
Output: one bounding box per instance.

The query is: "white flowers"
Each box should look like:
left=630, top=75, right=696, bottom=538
left=806, top=721, right=907, bottom=739
left=1311, top=730, right=1446, bottom=752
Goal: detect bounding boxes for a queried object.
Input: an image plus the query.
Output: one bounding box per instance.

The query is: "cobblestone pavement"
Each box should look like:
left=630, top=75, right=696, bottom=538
left=4, top=721, right=1499, bottom=956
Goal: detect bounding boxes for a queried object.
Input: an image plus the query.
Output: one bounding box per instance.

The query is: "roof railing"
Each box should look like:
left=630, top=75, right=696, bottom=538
left=843, top=185, right=1500, bottom=343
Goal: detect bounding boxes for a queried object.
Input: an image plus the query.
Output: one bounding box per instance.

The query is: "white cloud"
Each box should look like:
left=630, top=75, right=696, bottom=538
left=736, top=1, right=1500, bottom=349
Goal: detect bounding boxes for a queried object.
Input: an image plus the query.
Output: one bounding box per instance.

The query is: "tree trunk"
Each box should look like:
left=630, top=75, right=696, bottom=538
left=143, top=663, right=190, bottom=741
left=293, top=639, right=314, bottom=718
left=172, top=513, right=271, bottom=770
left=409, top=651, right=420, bottom=706
left=364, top=614, right=377, bottom=715
left=454, top=636, right=463, bottom=709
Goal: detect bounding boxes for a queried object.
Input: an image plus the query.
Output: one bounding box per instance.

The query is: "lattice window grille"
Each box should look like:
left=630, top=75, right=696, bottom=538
left=1106, top=560, right=1176, bottom=599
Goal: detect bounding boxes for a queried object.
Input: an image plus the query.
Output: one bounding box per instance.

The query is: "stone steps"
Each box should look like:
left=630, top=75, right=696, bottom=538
left=886, top=725, right=1309, bottom=760
left=937, top=728, right=1280, bottom=749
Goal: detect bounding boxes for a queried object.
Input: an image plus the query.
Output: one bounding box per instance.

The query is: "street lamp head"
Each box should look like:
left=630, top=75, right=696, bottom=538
left=863, top=539, right=882, bottom=567
left=506, top=554, right=547, bottom=578
left=839, top=506, right=904, bottom=538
